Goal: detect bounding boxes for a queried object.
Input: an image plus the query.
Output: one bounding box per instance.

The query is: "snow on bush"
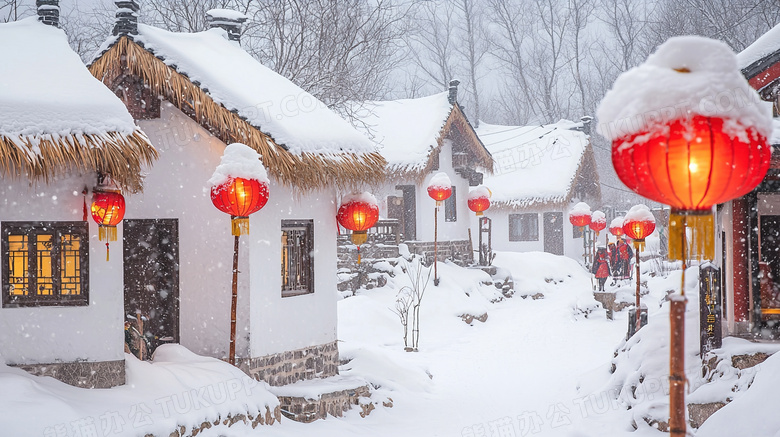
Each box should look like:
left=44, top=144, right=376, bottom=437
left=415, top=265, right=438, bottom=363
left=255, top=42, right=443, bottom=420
left=597, top=36, right=772, bottom=143
left=208, top=142, right=269, bottom=187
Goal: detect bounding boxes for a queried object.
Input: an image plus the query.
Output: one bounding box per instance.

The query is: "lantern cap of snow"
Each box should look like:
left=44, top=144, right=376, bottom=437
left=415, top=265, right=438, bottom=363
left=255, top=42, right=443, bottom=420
left=467, top=185, right=491, bottom=216
left=427, top=172, right=452, bottom=204
left=596, top=36, right=773, bottom=142
left=208, top=143, right=269, bottom=188
left=569, top=202, right=592, bottom=227
left=590, top=210, right=606, bottom=232
left=337, top=191, right=380, bottom=239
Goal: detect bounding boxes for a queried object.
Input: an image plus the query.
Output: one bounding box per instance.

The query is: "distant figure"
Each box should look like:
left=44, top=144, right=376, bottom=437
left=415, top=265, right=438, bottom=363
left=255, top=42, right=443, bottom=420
left=608, top=242, right=617, bottom=272
left=616, top=238, right=634, bottom=279
left=592, top=247, right=611, bottom=291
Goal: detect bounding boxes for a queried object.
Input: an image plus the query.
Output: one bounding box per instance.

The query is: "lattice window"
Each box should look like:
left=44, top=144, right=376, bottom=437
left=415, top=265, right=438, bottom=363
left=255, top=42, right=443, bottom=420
left=281, top=220, right=314, bottom=297
left=2, top=222, right=88, bottom=307
left=509, top=213, right=539, bottom=242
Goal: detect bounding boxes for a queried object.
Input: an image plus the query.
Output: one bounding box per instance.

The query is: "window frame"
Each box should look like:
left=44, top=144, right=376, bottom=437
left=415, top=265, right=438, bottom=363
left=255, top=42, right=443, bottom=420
left=2, top=221, right=89, bottom=308
left=445, top=186, right=457, bottom=222
left=281, top=219, right=314, bottom=298
left=508, top=213, right=539, bottom=242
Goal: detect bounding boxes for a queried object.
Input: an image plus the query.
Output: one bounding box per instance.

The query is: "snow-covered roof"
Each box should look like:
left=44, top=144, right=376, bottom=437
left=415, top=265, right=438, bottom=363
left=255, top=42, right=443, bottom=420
left=350, top=92, right=492, bottom=178
left=738, top=22, right=780, bottom=72
left=90, top=23, right=384, bottom=190
left=476, top=120, right=591, bottom=209
left=133, top=24, right=372, bottom=156
left=0, top=18, right=156, bottom=191
left=352, top=93, right=453, bottom=168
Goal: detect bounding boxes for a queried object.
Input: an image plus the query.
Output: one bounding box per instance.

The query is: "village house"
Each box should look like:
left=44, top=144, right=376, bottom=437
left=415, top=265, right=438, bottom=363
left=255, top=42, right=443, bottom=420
left=348, top=82, right=493, bottom=265
left=716, top=22, right=780, bottom=339
left=85, top=3, right=387, bottom=410
left=0, top=7, right=157, bottom=388
left=474, top=118, right=601, bottom=259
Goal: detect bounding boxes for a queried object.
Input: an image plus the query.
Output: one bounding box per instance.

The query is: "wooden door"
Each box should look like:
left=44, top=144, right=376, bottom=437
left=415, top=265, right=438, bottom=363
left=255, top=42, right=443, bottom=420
left=123, top=219, right=180, bottom=354
left=543, top=212, right=564, bottom=255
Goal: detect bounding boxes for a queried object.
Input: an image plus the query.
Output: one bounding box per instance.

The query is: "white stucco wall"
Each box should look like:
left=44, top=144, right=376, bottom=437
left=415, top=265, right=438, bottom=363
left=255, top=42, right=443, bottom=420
left=476, top=204, right=589, bottom=263
left=0, top=174, right=125, bottom=365
left=374, top=139, right=472, bottom=243
left=136, top=104, right=337, bottom=360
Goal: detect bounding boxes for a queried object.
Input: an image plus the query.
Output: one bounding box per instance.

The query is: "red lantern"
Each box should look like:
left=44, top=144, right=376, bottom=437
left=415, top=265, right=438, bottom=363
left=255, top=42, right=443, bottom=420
left=609, top=217, right=625, bottom=237
left=211, top=177, right=269, bottom=236
left=337, top=200, right=379, bottom=246
left=468, top=197, right=490, bottom=216
left=590, top=211, right=606, bottom=235
left=613, top=115, right=770, bottom=260
left=91, top=190, right=126, bottom=261
left=428, top=185, right=452, bottom=204
left=570, top=214, right=590, bottom=227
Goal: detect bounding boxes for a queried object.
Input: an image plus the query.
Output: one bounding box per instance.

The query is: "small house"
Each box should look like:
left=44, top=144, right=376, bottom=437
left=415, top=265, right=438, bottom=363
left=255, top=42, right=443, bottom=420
left=349, top=82, right=493, bottom=264
left=0, top=8, right=157, bottom=388
left=88, top=2, right=384, bottom=395
left=474, top=119, right=601, bottom=258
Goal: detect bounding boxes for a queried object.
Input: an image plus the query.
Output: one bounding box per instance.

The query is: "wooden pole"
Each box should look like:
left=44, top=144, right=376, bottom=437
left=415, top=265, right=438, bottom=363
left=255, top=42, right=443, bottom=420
left=434, top=204, right=439, bottom=285
left=635, top=244, right=641, bottom=333
left=229, top=234, right=239, bottom=366
left=669, top=217, right=687, bottom=437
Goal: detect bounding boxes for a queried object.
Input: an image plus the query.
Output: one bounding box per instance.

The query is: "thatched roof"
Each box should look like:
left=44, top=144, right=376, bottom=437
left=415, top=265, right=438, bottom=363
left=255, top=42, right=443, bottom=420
left=476, top=120, right=600, bottom=211
left=0, top=18, right=157, bottom=192
left=349, top=92, right=493, bottom=183
left=89, top=26, right=385, bottom=191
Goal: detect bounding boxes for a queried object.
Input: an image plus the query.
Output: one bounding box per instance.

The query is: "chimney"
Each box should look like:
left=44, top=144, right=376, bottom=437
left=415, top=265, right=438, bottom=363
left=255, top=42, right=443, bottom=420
left=113, top=0, right=139, bottom=36
left=448, top=79, right=461, bottom=105
left=36, top=0, right=60, bottom=28
left=580, top=116, right=593, bottom=135
left=207, top=9, right=248, bottom=43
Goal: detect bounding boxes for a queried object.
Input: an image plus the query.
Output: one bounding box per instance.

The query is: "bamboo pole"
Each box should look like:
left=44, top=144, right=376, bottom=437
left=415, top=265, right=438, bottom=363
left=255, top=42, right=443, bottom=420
left=229, top=235, right=239, bottom=366
left=636, top=245, right=642, bottom=333
left=434, top=204, right=439, bottom=286
left=669, top=216, right=687, bottom=437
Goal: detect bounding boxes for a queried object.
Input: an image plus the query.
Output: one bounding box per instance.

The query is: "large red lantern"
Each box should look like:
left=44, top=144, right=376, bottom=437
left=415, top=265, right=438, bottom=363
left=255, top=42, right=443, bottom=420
left=91, top=189, right=125, bottom=261
left=569, top=202, right=591, bottom=227
left=467, top=186, right=491, bottom=216
left=211, top=177, right=269, bottom=236
left=427, top=172, right=453, bottom=206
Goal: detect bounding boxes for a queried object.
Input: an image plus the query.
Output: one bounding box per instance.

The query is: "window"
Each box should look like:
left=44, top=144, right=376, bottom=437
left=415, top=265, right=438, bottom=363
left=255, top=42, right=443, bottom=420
left=281, top=220, right=314, bottom=297
left=509, top=214, right=539, bottom=241
left=2, top=222, right=89, bottom=307
left=445, top=186, right=457, bottom=222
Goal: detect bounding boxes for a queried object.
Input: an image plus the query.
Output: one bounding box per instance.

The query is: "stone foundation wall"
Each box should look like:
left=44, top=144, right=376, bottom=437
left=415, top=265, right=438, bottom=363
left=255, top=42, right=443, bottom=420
left=238, top=341, right=339, bottom=386
left=278, top=385, right=371, bottom=422
left=405, top=240, right=472, bottom=266
left=337, top=243, right=400, bottom=269
left=13, top=359, right=126, bottom=388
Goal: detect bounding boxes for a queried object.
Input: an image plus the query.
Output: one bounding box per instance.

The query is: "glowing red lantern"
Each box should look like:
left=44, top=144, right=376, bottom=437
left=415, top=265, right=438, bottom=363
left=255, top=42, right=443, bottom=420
left=613, top=115, right=770, bottom=259
left=428, top=185, right=452, bottom=203
left=91, top=190, right=126, bottom=261
left=569, top=202, right=591, bottom=227
left=467, top=186, right=491, bottom=216
left=211, top=177, right=269, bottom=236
left=590, top=211, right=606, bottom=236
left=622, top=206, right=656, bottom=252
left=337, top=199, right=379, bottom=246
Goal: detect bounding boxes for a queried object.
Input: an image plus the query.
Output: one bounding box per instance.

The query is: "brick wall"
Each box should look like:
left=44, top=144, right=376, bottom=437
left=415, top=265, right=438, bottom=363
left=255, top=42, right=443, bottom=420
left=405, top=240, right=473, bottom=266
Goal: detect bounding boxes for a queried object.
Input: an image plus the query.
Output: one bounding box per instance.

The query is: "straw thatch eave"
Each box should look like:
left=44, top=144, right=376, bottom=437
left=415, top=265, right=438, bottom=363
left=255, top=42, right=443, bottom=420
left=89, top=36, right=386, bottom=191
left=385, top=103, right=493, bottom=184
left=0, top=128, right=157, bottom=193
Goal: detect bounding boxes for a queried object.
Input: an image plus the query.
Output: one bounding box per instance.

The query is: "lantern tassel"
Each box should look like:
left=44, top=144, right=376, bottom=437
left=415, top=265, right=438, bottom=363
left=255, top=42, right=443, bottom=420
left=106, top=242, right=110, bottom=262
left=669, top=211, right=714, bottom=261
left=232, top=217, right=250, bottom=236
left=634, top=239, right=646, bottom=253
left=357, top=246, right=361, bottom=265
left=99, top=225, right=118, bottom=242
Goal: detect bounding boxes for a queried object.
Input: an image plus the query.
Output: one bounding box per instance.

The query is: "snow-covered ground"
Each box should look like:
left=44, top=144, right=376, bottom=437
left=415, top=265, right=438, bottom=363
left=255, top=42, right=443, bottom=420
left=3, top=250, right=778, bottom=436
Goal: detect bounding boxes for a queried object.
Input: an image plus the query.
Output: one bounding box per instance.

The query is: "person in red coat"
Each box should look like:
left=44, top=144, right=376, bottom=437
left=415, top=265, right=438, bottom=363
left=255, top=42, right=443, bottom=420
left=591, top=246, right=611, bottom=291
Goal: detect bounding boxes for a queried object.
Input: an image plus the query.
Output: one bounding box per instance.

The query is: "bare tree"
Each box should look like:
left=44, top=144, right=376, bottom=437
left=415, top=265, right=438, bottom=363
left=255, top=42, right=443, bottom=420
left=454, top=0, right=489, bottom=126
left=405, top=0, right=461, bottom=93
left=142, top=0, right=241, bottom=33
left=568, top=0, right=595, bottom=117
